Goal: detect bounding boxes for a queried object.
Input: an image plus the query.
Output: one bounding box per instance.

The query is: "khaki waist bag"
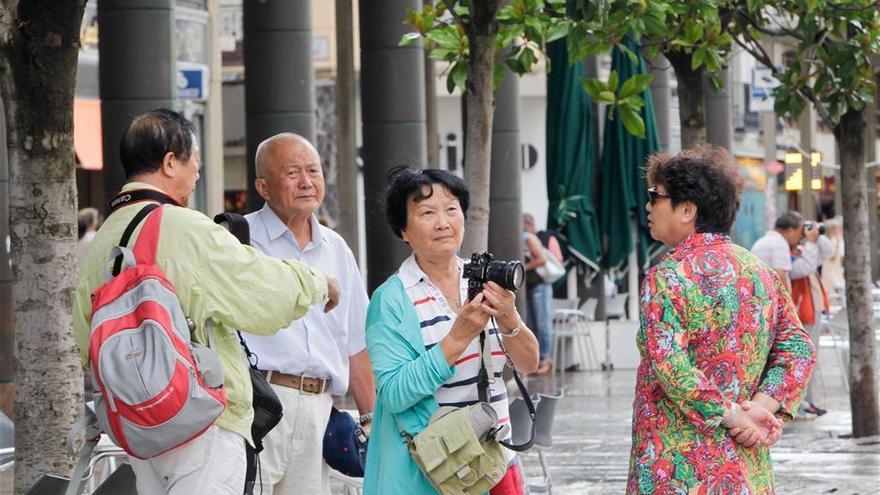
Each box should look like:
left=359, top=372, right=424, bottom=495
left=401, top=329, right=536, bottom=495
left=406, top=403, right=508, bottom=495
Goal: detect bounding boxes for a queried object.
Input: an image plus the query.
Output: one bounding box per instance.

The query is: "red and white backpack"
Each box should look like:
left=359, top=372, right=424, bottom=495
left=88, top=203, right=226, bottom=459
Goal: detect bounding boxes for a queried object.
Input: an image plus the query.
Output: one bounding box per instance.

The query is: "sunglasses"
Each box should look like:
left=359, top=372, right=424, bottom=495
left=647, top=187, right=671, bottom=205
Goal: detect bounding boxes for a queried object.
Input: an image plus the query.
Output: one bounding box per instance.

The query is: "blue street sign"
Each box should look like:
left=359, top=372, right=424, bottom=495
left=177, top=64, right=209, bottom=101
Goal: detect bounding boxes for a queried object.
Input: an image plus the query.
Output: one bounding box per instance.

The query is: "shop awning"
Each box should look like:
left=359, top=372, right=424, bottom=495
left=74, top=98, right=102, bottom=170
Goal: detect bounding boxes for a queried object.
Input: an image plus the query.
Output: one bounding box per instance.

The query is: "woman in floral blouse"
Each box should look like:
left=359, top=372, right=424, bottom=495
left=628, top=146, right=816, bottom=494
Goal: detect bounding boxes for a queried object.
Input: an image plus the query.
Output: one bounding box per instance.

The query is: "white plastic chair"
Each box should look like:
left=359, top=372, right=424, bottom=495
left=825, top=308, right=850, bottom=394
left=551, top=299, right=600, bottom=377
left=604, top=295, right=627, bottom=320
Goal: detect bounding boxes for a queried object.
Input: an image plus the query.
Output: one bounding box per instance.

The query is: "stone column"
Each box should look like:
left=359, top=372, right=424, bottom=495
left=335, top=0, right=359, bottom=257
left=799, top=106, right=817, bottom=220
left=488, top=69, right=521, bottom=264
left=649, top=56, right=673, bottom=152
left=99, top=0, right=176, bottom=208
left=243, top=0, right=314, bottom=211
left=360, top=0, right=427, bottom=292
left=705, top=69, right=733, bottom=151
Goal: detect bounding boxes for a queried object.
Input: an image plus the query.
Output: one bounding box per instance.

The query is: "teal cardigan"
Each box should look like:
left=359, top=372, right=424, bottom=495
left=363, top=275, right=457, bottom=494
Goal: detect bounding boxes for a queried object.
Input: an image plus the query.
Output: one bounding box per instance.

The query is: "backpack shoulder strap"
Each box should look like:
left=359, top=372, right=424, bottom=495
left=131, top=205, right=165, bottom=267
left=111, top=203, right=161, bottom=276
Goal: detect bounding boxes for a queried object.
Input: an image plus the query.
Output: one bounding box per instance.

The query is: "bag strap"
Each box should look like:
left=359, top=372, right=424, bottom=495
left=212, top=212, right=260, bottom=367
left=237, top=330, right=259, bottom=369
left=111, top=203, right=160, bottom=276
left=478, top=318, right=536, bottom=452
left=130, top=205, right=165, bottom=267
left=64, top=408, right=101, bottom=495
left=108, top=188, right=181, bottom=212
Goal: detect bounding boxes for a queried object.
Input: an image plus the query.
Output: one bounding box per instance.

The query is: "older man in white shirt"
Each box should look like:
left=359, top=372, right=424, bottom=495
left=751, top=210, right=803, bottom=292
left=753, top=210, right=833, bottom=418
left=244, top=133, right=375, bottom=495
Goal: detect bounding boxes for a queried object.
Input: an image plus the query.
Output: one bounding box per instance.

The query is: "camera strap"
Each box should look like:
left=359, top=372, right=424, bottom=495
left=108, top=188, right=181, bottom=212
left=476, top=318, right=536, bottom=452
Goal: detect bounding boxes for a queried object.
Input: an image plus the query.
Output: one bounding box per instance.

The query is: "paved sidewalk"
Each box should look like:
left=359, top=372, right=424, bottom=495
left=520, top=340, right=880, bottom=494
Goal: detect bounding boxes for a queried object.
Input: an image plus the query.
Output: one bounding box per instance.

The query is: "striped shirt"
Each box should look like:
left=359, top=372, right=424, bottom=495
left=397, top=255, right=513, bottom=457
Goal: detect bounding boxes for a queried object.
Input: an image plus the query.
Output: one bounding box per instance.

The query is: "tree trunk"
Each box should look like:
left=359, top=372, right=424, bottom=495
left=0, top=1, right=87, bottom=492
left=335, top=0, right=359, bottom=257
left=460, top=0, right=500, bottom=255
left=835, top=108, right=880, bottom=437
left=665, top=50, right=707, bottom=148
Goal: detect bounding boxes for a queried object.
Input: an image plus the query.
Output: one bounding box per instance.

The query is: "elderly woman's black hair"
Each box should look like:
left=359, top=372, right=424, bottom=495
left=645, top=145, right=744, bottom=234
left=384, top=166, right=470, bottom=239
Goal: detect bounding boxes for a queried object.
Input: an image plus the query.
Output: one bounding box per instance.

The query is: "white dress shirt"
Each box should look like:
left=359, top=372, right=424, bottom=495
left=751, top=230, right=792, bottom=272
left=243, top=204, right=368, bottom=396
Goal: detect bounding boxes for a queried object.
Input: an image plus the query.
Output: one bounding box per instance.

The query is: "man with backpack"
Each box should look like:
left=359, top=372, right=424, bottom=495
left=73, top=109, right=340, bottom=495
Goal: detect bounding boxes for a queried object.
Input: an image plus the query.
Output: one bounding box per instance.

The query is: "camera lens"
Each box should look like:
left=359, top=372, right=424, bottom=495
left=486, top=260, right=525, bottom=292
left=804, top=221, right=826, bottom=236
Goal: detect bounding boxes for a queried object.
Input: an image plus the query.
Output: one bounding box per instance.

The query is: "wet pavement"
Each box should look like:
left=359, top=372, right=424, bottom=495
left=4, top=337, right=877, bottom=494
left=518, top=337, right=880, bottom=494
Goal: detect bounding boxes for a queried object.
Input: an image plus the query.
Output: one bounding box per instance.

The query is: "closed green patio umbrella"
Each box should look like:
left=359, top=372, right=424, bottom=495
left=545, top=39, right=601, bottom=274
left=599, top=38, right=661, bottom=273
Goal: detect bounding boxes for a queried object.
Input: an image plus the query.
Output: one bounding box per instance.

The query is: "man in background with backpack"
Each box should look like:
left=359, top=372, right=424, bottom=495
left=73, top=109, right=340, bottom=495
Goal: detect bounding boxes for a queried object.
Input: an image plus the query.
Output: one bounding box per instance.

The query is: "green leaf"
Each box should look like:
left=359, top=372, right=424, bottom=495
left=684, top=21, right=703, bottom=44
left=493, top=62, right=506, bottom=90
left=704, top=49, right=723, bottom=72
left=545, top=20, right=570, bottom=43
left=715, top=33, right=733, bottom=47
left=691, top=47, right=706, bottom=70
left=608, top=70, right=619, bottom=92
left=451, top=61, right=468, bottom=91
left=598, top=90, right=617, bottom=104
left=618, top=74, right=653, bottom=99
left=617, top=43, right=639, bottom=64
left=620, top=107, right=646, bottom=139
left=520, top=47, right=538, bottom=73
left=446, top=66, right=457, bottom=94
left=580, top=77, right=606, bottom=100
left=430, top=48, right=455, bottom=59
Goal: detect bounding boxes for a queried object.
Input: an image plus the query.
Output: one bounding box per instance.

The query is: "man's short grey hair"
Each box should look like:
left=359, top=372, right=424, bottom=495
left=774, top=211, right=803, bottom=230
left=254, top=132, right=318, bottom=178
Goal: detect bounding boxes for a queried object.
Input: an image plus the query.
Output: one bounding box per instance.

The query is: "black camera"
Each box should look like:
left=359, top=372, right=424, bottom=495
left=804, top=221, right=826, bottom=236
left=463, top=251, right=525, bottom=301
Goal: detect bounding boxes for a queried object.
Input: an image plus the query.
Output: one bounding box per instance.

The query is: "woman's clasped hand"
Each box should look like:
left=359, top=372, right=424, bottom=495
left=724, top=400, right=784, bottom=448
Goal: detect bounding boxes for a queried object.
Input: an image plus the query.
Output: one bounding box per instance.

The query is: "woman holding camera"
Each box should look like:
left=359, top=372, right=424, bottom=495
left=363, top=167, right=539, bottom=495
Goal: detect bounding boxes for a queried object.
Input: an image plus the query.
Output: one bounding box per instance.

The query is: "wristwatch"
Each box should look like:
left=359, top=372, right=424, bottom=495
left=358, top=411, right=374, bottom=425
left=500, top=320, right=522, bottom=338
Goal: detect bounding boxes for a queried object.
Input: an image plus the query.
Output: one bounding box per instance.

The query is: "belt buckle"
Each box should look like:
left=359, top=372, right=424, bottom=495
left=299, top=376, right=323, bottom=395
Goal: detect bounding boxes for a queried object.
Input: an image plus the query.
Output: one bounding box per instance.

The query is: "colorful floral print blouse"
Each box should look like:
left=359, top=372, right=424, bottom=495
left=627, top=233, right=815, bottom=494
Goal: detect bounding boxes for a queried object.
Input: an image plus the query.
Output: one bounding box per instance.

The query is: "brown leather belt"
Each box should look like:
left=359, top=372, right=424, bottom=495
left=260, top=370, right=330, bottom=395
